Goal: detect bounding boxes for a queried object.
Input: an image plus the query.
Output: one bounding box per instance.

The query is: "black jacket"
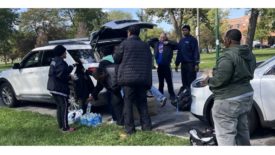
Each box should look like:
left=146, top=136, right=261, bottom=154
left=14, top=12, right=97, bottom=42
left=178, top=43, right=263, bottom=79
left=148, top=38, right=177, bottom=66
left=74, top=63, right=95, bottom=100
left=113, top=35, right=152, bottom=89
left=92, top=58, right=118, bottom=100
left=47, top=57, right=73, bottom=96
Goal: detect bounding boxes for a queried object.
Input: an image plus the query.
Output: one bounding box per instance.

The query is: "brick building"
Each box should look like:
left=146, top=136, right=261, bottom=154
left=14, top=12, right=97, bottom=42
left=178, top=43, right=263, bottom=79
left=226, top=15, right=275, bottom=46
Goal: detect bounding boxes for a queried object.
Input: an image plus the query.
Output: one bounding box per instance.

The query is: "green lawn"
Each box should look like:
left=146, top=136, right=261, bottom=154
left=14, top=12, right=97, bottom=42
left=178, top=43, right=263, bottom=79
left=0, top=108, right=189, bottom=145
left=0, top=63, right=12, bottom=72
left=170, top=48, right=275, bottom=70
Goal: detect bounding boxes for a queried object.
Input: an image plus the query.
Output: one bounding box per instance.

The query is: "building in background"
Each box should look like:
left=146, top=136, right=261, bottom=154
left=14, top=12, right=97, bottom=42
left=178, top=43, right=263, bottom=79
left=226, top=15, right=275, bottom=46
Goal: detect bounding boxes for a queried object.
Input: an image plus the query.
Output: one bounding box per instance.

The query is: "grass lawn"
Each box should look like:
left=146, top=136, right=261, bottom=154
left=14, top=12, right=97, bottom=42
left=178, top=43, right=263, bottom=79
left=170, top=48, right=275, bottom=70
left=199, top=48, right=275, bottom=69
left=0, top=63, right=12, bottom=72
left=0, top=108, right=189, bottom=146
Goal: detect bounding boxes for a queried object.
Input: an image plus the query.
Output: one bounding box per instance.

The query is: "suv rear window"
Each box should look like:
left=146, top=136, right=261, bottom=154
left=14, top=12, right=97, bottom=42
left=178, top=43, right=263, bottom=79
left=68, top=49, right=96, bottom=64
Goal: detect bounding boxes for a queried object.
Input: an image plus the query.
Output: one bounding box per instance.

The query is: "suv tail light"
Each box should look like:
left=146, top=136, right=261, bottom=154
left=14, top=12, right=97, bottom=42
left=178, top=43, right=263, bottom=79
left=87, top=67, right=97, bottom=73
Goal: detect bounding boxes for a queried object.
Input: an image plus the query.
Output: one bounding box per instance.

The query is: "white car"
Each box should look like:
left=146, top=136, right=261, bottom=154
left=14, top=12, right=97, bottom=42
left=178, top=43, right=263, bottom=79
left=190, top=56, right=275, bottom=133
left=0, top=20, right=155, bottom=108
left=0, top=40, right=108, bottom=107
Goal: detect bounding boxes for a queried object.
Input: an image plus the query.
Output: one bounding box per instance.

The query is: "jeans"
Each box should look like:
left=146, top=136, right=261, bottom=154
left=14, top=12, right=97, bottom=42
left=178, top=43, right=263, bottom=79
left=212, top=95, right=253, bottom=146
left=149, top=86, right=165, bottom=103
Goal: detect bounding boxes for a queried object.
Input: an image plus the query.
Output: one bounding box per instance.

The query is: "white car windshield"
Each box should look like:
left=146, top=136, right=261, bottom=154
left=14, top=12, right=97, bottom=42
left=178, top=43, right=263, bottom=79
left=257, top=56, right=275, bottom=68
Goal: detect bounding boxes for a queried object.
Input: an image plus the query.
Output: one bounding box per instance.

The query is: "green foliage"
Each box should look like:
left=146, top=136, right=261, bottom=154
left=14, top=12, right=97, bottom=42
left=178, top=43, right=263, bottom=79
left=107, top=10, right=132, bottom=21
left=255, top=9, right=275, bottom=43
left=0, top=108, right=189, bottom=145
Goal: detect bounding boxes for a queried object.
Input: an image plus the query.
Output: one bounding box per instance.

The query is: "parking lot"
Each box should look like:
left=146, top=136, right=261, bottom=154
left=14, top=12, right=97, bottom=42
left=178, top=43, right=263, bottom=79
left=1, top=70, right=275, bottom=145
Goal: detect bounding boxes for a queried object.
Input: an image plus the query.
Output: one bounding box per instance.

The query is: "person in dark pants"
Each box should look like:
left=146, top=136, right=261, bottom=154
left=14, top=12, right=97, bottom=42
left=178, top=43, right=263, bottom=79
left=175, top=24, right=200, bottom=92
left=47, top=45, right=76, bottom=132
left=91, top=45, right=124, bottom=126
left=114, top=26, right=152, bottom=135
left=148, top=33, right=177, bottom=104
left=73, top=56, right=95, bottom=114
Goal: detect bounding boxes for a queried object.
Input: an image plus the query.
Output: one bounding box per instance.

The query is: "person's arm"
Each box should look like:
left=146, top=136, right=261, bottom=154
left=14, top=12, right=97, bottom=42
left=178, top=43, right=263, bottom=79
left=166, top=40, right=178, bottom=50
left=147, top=38, right=159, bottom=48
left=175, top=40, right=182, bottom=67
left=55, top=62, right=73, bottom=82
left=113, top=42, right=124, bottom=64
left=208, top=54, right=234, bottom=88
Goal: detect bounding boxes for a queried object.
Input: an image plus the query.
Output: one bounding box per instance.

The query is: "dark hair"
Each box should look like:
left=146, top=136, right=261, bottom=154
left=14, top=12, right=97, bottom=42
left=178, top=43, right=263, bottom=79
left=128, top=26, right=140, bottom=36
left=99, top=45, right=114, bottom=56
left=225, top=29, right=242, bottom=42
left=182, top=24, right=191, bottom=31
left=54, top=45, right=66, bottom=57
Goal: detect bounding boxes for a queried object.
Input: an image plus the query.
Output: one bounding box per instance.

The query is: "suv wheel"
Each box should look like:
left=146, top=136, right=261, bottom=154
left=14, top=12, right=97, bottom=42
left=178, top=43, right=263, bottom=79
left=0, top=83, right=18, bottom=107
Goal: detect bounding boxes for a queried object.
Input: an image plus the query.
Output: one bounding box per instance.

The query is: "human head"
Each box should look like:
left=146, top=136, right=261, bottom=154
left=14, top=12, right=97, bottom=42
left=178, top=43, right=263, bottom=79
left=159, top=32, right=168, bottom=42
left=181, top=24, right=191, bottom=36
left=127, top=26, right=140, bottom=37
left=224, top=29, right=242, bottom=48
left=54, top=45, right=67, bottom=58
left=99, top=45, right=114, bottom=57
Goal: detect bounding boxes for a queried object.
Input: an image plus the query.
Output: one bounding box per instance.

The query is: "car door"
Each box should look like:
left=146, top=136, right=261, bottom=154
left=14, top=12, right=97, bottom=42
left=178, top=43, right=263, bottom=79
left=16, top=51, right=43, bottom=98
left=39, top=50, right=56, bottom=98
left=260, top=65, right=275, bottom=121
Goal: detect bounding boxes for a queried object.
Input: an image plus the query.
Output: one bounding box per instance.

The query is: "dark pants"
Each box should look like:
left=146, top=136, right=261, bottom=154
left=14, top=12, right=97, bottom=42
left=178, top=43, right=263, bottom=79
left=107, top=90, right=124, bottom=125
left=157, top=65, right=176, bottom=98
left=123, top=86, right=152, bottom=134
left=180, top=62, right=197, bottom=91
left=52, top=94, right=70, bottom=131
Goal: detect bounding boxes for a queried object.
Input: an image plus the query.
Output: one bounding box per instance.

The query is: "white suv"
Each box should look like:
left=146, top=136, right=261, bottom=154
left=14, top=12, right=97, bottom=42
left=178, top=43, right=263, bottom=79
left=0, top=20, right=156, bottom=107
left=0, top=39, right=106, bottom=107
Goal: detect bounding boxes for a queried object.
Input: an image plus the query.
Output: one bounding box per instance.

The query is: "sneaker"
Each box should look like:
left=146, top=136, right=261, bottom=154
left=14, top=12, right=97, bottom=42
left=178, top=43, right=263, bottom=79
left=62, top=127, right=76, bottom=133
left=160, top=97, right=167, bottom=107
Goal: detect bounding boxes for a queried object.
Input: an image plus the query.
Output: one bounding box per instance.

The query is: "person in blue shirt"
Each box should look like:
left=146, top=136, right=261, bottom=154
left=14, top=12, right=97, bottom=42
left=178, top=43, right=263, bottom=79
left=148, top=33, right=177, bottom=105
left=175, top=24, right=200, bottom=93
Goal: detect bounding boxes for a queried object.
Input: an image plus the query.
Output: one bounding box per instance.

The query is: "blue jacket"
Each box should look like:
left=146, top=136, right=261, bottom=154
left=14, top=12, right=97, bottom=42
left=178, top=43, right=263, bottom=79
left=175, top=35, right=200, bottom=66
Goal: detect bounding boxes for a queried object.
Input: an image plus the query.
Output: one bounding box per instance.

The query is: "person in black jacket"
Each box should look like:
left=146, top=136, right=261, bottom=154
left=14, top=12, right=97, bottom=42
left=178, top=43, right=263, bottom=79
left=73, top=55, right=95, bottom=114
left=148, top=33, right=177, bottom=104
left=91, top=45, right=124, bottom=126
left=114, top=26, right=152, bottom=135
left=47, top=45, right=76, bottom=132
left=175, top=24, right=200, bottom=94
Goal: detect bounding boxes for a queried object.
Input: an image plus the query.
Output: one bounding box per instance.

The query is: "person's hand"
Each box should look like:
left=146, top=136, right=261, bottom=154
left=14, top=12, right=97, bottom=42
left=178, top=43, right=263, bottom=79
left=175, top=65, right=179, bottom=72
left=70, top=74, right=78, bottom=80
left=88, top=95, right=94, bottom=102
left=195, top=65, right=199, bottom=72
left=200, top=76, right=210, bottom=86
left=163, top=41, right=169, bottom=45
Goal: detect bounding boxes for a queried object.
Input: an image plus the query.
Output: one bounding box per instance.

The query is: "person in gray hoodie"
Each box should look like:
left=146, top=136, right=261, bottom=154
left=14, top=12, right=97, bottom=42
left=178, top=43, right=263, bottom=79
left=202, top=29, right=256, bottom=145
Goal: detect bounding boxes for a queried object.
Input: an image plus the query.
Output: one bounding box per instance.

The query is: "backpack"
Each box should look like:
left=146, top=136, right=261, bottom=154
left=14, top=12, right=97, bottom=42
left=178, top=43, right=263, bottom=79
left=171, top=86, right=192, bottom=111
left=189, top=128, right=218, bottom=146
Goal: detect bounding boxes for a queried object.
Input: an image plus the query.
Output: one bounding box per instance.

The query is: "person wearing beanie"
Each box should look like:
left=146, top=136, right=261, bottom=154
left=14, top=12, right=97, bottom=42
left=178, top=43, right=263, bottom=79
left=47, top=45, right=76, bottom=132
left=175, top=24, right=200, bottom=102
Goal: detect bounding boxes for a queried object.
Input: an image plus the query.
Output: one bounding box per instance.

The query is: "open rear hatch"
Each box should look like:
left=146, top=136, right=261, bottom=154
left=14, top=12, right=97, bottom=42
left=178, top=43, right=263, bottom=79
left=90, top=20, right=156, bottom=48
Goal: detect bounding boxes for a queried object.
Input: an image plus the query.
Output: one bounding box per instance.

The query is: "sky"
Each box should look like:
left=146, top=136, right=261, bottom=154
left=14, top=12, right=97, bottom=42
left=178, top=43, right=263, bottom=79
left=104, top=8, right=248, bottom=32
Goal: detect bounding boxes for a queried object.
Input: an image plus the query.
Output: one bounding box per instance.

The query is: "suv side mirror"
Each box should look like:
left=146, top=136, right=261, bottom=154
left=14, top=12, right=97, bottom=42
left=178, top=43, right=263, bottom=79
left=12, top=63, right=21, bottom=69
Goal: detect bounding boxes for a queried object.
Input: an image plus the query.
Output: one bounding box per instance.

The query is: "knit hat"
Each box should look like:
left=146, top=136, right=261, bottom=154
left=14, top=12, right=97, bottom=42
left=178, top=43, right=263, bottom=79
left=54, top=45, right=66, bottom=57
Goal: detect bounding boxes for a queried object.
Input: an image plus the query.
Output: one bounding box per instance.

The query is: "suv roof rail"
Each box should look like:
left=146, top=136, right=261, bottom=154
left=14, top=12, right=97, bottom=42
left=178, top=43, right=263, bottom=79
left=48, top=38, right=89, bottom=45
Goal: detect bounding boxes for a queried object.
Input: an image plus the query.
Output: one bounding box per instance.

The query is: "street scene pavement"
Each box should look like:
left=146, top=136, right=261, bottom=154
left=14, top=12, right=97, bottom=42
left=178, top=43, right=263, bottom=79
left=1, top=70, right=275, bottom=145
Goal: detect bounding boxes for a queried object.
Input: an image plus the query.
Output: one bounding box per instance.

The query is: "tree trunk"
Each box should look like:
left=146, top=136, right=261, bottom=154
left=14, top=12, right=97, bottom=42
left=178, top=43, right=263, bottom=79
left=168, top=9, right=182, bottom=41
left=246, top=9, right=259, bottom=50
left=76, top=22, right=88, bottom=38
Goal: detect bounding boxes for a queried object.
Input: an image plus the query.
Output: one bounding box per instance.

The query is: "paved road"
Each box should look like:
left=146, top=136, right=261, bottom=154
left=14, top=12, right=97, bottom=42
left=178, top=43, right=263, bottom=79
left=1, top=70, right=275, bottom=145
